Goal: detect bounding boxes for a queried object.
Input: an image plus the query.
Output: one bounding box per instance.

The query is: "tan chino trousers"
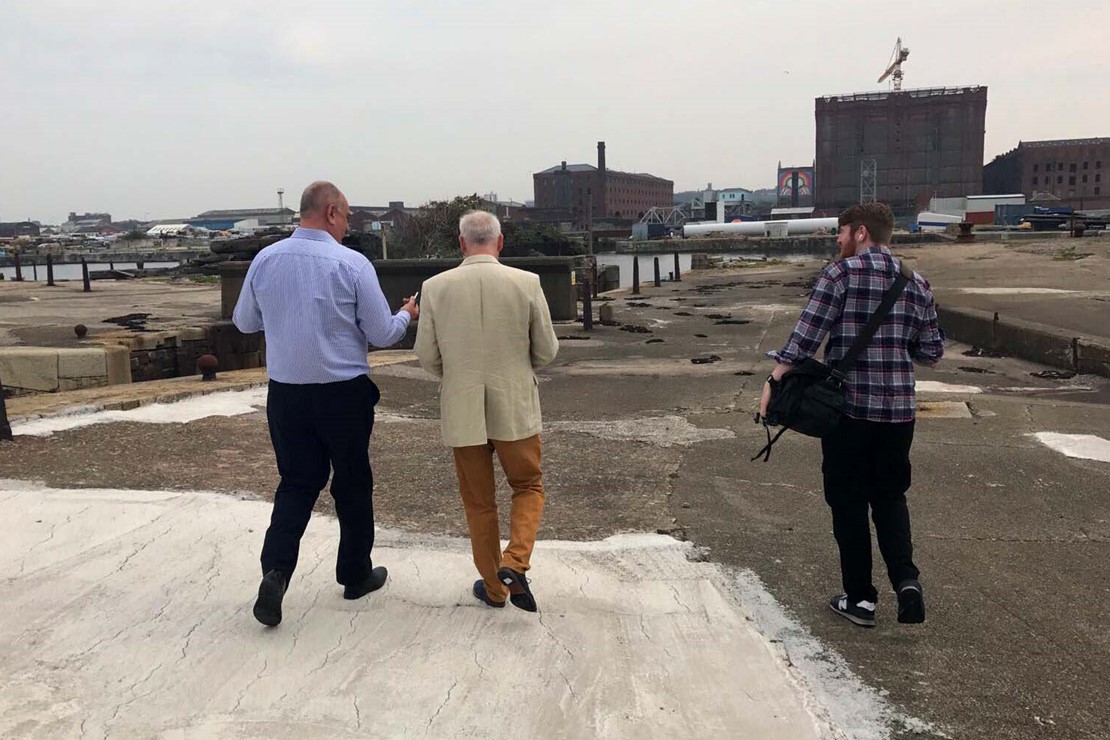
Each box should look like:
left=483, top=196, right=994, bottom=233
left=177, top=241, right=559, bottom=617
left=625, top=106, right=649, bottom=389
left=452, top=434, right=546, bottom=603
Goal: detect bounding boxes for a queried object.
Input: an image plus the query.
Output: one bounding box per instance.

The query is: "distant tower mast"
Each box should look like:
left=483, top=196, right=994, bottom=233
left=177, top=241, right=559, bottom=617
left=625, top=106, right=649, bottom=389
left=877, top=37, right=910, bottom=91
left=277, top=188, right=285, bottom=224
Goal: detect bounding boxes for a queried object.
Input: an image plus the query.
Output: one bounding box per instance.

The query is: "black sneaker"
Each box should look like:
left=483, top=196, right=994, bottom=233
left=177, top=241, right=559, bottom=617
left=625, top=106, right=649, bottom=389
left=472, top=580, right=506, bottom=608
left=343, top=566, right=389, bottom=600
left=497, top=567, right=537, bottom=612
left=253, top=570, right=287, bottom=627
left=896, top=579, right=926, bottom=624
left=829, top=593, right=876, bottom=627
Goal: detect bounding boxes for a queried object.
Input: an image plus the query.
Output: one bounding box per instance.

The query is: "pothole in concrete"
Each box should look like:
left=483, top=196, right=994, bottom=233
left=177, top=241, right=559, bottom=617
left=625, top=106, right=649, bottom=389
left=962, top=346, right=1007, bottom=358
left=646, top=339, right=664, bottom=344
left=103, top=313, right=153, bottom=331
left=626, top=302, right=654, bottom=308
left=691, top=355, right=722, bottom=365
left=620, top=325, right=652, bottom=334
left=916, top=401, right=973, bottom=419
left=694, top=334, right=708, bottom=338
left=958, top=366, right=996, bottom=374
left=673, top=312, right=693, bottom=317
left=733, top=371, right=755, bottom=376
left=714, top=319, right=751, bottom=325
left=1030, top=369, right=1076, bottom=380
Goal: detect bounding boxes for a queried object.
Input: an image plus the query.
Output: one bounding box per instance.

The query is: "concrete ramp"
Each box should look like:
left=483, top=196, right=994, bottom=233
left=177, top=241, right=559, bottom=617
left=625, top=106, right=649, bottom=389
left=0, top=482, right=840, bottom=739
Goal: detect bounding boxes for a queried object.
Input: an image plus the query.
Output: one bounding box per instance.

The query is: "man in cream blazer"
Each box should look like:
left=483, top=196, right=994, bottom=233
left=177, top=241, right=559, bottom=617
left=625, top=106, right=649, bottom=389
left=415, top=210, right=559, bottom=611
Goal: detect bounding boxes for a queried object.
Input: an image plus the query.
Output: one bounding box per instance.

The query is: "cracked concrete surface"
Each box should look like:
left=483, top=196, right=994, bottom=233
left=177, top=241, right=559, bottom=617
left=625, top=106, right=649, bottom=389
left=0, top=481, right=889, bottom=740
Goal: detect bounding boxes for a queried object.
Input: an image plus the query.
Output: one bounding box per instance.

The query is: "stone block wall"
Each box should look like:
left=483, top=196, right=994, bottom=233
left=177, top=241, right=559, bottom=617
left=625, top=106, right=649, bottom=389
left=0, top=346, right=132, bottom=394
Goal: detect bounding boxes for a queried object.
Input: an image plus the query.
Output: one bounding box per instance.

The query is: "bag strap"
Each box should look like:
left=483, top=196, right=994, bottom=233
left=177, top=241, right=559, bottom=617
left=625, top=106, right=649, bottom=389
left=751, top=420, right=790, bottom=463
left=832, top=259, right=914, bottom=380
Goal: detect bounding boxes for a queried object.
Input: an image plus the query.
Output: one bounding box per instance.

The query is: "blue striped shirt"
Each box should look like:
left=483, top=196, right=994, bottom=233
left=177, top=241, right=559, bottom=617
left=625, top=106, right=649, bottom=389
left=232, top=228, right=410, bottom=384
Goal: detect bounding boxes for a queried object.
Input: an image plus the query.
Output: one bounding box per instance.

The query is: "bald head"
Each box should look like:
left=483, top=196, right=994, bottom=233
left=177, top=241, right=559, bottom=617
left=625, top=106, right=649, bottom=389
left=300, top=181, right=345, bottom=219
left=298, top=181, right=350, bottom=242
left=458, top=210, right=502, bottom=256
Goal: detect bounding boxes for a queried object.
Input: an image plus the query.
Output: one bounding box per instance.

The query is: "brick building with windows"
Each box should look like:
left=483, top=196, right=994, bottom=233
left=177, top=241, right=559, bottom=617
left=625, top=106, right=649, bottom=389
left=532, top=142, right=673, bottom=227
left=983, top=138, right=1110, bottom=210
left=814, top=86, right=987, bottom=214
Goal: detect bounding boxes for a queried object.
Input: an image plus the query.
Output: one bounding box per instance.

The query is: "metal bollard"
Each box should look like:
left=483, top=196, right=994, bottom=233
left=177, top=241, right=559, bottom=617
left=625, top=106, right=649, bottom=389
left=82, top=259, right=91, bottom=292
left=31, top=261, right=38, bottom=281
left=13, top=252, right=23, bottom=282
left=46, top=254, right=55, bottom=286
left=632, top=256, right=640, bottom=295
left=674, top=253, right=681, bottom=282
left=0, top=378, right=12, bottom=442
left=653, top=257, right=661, bottom=288
left=582, top=282, right=594, bottom=332
left=109, top=261, right=115, bottom=271
left=592, top=263, right=599, bottom=299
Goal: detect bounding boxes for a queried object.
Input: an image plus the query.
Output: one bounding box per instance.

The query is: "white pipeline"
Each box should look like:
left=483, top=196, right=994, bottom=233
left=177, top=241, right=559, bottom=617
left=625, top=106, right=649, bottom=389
left=682, top=217, right=838, bottom=238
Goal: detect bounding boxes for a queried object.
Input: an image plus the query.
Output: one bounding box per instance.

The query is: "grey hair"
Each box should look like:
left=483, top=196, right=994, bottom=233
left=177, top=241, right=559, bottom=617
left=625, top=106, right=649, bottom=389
left=459, top=210, right=501, bottom=246
left=300, top=181, right=344, bottom=217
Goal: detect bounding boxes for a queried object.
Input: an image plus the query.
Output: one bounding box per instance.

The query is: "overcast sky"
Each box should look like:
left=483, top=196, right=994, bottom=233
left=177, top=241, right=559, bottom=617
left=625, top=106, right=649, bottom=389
left=2, top=0, right=1108, bottom=224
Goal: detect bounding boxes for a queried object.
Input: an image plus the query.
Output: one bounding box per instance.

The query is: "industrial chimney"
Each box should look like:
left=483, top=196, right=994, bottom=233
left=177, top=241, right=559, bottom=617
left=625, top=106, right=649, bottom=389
left=597, top=141, right=606, bottom=172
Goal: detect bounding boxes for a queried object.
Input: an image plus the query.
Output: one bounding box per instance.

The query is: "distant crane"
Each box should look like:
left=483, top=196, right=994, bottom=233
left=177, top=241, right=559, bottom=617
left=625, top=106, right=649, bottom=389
left=877, top=37, right=910, bottom=91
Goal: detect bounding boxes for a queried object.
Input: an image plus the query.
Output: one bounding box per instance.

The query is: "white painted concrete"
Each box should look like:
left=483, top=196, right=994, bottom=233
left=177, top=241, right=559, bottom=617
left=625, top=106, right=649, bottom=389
left=0, top=481, right=909, bottom=739
left=547, top=415, right=735, bottom=447
left=12, top=387, right=268, bottom=437
left=1031, top=433, right=1110, bottom=463
left=915, top=380, right=983, bottom=395
left=954, top=288, right=1077, bottom=295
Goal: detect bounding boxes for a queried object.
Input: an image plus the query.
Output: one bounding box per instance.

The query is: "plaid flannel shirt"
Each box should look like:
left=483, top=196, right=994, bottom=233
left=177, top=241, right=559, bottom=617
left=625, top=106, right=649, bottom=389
left=769, top=246, right=945, bottom=423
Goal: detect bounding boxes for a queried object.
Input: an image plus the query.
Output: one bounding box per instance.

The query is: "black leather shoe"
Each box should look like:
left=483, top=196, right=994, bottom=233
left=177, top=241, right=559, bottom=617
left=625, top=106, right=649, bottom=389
left=497, top=567, right=537, bottom=612
left=343, top=566, right=388, bottom=600
left=473, top=580, right=506, bottom=608
left=253, top=570, right=287, bottom=627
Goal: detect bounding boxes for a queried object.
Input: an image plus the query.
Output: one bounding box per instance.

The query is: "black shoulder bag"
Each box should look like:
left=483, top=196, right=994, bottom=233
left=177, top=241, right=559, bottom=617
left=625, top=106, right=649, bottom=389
left=752, top=261, right=913, bottom=462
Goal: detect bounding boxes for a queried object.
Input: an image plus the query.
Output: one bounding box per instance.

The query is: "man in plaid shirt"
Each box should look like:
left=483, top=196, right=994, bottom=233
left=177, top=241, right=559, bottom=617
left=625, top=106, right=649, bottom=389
left=759, top=202, right=943, bottom=628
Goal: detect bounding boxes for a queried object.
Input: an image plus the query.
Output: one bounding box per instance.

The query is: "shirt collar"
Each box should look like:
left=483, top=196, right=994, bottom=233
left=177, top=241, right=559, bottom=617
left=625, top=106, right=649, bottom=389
left=292, top=227, right=339, bottom=245
left=461, top=254, right=500, bottom=265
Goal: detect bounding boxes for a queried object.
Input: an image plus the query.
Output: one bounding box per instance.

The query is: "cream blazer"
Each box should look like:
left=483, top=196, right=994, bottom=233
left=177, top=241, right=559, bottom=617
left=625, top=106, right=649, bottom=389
left=415, top=254, right=560, bottom=447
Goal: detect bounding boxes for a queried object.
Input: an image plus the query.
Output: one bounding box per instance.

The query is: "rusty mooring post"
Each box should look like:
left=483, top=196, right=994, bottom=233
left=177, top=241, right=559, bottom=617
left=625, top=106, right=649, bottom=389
left=632, top=256, right=640, bottom=295
left=0, top=378, right=12, bottom=442
left=674, top=253, right=681, bottom=282
left=82, top=259, right=91, bottom=292
left=46, top=254, right=55, bottom=286
left=653, top=257, right=661, bottom=288
left=13, top=252, right=23, bottom=282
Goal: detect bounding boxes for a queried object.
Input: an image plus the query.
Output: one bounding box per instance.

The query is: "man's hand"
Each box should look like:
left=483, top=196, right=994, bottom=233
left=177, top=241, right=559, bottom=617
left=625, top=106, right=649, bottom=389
left=759, top=378, right=773, bottom=418
left=759, top=361, right=793, bottom=419
left=400, top=295, right=419, bottom=320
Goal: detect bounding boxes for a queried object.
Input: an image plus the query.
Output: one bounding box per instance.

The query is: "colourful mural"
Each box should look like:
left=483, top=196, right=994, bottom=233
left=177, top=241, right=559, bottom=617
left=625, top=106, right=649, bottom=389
left=777, top=166, right=815, bottom=207
left=778, top=168, right=813, bottom=197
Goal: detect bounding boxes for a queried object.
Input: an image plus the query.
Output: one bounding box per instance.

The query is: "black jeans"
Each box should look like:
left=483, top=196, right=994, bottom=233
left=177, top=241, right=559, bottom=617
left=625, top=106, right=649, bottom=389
left=821, top=416, right=920, bottom=604
left=262, top=375, right=380, bottom=587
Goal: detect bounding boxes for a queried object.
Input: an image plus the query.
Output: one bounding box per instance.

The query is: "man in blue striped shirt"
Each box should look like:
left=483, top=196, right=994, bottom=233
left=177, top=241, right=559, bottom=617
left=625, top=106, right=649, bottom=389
left=234, top=181, right=418, bottom=627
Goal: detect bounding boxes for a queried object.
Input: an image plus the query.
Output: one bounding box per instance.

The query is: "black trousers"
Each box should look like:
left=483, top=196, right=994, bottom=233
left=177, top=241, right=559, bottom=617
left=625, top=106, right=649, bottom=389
left=261, top=375, right=380, bottom=587
left=821, top=416, right=920, bottom=604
